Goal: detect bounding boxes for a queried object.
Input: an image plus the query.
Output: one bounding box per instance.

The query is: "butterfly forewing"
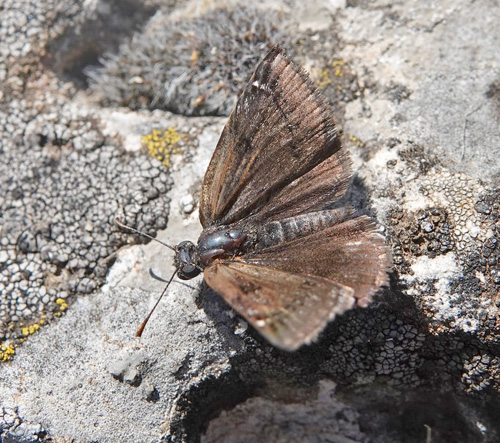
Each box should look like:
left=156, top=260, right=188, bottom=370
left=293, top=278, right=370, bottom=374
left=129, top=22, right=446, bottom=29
left=244, top=147, right=352, bottom=225
left=199, top=46, right=349, bottom=228
left=204, top=262, right=356, bottom=351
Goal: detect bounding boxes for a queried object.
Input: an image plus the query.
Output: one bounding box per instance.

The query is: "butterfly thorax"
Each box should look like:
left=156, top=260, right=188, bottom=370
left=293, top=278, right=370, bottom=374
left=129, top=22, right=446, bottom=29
left=197, top=227, right=247, bottom=265
left=174, top=227, right=248, bottom=280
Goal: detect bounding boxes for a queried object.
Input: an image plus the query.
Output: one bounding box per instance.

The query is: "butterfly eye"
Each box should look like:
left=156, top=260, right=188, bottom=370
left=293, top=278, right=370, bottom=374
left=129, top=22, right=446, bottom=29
left=177, top=264, right=200, bottom=280
left=175, top=241, right=201, bottom=280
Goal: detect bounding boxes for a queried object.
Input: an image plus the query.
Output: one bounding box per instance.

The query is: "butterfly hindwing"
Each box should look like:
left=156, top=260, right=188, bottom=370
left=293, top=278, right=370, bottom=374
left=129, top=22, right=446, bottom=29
left=244, top=209, right=391, bottom=308
left=204, top=261, right=356, bottom=351
left=199, top=46, right=350, bottom=227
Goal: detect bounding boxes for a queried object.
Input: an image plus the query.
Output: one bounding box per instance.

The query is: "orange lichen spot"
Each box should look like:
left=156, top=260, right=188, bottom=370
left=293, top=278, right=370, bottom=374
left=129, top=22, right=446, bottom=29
left=214, top=84, right=228, bottom=92
left=194, top=95, right=206, bottom=107
left=191, top=49, right=200, bottom=68
left=142, top=127, right=183, bottom=168
left=0, top=344, right=15, bottom=362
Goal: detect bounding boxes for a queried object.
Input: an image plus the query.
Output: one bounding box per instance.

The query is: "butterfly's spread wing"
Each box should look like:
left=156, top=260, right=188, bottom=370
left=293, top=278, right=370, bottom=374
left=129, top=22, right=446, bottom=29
left=199, top=46, right=351, bottom=228
left=204, top=261, right=356, bottom=351
left=245, top=210, right=391, bottom=308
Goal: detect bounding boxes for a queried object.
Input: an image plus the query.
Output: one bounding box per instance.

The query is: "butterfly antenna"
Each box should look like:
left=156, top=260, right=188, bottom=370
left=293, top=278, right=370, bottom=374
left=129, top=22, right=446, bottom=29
left=116, top=218, right=176, bottom=251
left=136, top=267, right=178, bottom=338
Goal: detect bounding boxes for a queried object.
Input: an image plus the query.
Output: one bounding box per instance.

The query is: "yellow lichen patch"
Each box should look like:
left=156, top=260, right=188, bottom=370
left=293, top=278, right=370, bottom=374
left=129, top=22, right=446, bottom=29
left=317, top=69, right=332, bottom=88
left=349, top=135, right=364, bottom=147
left=317, top=60, right=347, bottom=88
left=0, top=344, right=15, bottom=362
left=21, top=323, right=40, bottom=337
left=332, top=60, right=345, bottom=77
left=56, top=298, right=68, bottom=311
left=142, top=127, right=183, bottom=168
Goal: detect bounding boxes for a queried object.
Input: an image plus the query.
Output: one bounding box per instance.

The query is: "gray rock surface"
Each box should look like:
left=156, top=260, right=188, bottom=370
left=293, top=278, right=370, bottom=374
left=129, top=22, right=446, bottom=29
left=1, top=0, right=500, bottom=442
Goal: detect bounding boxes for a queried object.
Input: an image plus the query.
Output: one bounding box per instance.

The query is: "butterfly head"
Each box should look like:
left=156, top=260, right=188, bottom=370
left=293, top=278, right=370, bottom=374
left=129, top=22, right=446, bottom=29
left=174, top=228, right=248, bottom=280
left=175, top=241, right=202, bottom=280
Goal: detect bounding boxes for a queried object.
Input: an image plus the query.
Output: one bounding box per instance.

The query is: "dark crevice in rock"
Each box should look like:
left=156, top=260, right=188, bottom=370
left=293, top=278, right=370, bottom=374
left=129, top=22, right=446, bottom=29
left=43, top=0, right=157, bottom=88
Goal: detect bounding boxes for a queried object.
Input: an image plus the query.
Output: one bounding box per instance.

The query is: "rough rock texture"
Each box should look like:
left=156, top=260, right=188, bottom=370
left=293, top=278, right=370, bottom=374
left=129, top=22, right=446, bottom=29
left=1, top=0, right=500, bottom=442
left=0, top=101, right=173, bottom=346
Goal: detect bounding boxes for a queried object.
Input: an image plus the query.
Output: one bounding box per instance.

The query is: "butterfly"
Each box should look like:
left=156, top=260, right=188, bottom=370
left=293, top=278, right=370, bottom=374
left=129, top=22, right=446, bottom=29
left=120, top=45, right=391, bottom=351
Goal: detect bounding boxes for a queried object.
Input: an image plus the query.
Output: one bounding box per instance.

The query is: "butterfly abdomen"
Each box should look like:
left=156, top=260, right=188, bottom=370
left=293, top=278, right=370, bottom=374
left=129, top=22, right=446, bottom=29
left=256, top=208, right=352, bottom=249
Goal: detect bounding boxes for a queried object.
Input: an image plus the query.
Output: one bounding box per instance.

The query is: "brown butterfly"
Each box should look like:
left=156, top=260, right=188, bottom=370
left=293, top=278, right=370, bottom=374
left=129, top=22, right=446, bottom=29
left=119, top=45, right=391, bottom=351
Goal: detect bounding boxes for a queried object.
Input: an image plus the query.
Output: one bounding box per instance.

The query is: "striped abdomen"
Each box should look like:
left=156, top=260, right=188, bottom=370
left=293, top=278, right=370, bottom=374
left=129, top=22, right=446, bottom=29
left=255, top=208, right=351, bottom=249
